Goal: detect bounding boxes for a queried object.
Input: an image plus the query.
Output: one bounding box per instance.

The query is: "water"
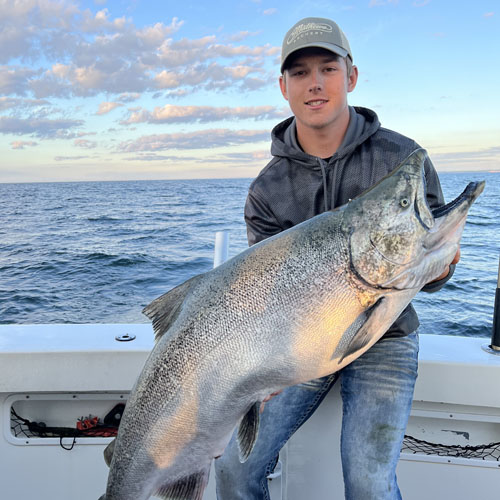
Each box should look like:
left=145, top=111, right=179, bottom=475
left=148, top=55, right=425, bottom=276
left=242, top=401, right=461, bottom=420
left=0, top=173, right=498, bottom=337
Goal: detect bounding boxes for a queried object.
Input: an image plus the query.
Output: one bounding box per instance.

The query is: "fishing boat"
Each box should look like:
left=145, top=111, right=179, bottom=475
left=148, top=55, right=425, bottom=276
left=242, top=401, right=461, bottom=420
left=1, top=234, right=499, bottom=499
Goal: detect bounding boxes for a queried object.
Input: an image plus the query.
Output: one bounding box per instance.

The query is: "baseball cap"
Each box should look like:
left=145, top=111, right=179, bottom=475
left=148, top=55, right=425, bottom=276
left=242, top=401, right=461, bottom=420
left=281, top=17, right=353, bottom=73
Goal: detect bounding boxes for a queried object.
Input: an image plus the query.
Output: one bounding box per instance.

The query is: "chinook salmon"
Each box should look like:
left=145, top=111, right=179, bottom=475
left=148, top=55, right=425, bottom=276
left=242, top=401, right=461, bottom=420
left=99, top=149, right=484, bottom=500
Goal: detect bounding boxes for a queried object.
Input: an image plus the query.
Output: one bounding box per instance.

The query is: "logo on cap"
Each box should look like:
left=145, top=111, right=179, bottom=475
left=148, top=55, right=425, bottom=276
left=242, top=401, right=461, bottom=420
left=286, top=22, right=333, bottom=45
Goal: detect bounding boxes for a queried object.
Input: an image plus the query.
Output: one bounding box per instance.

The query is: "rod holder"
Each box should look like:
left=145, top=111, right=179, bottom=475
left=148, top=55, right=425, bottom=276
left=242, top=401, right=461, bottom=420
left=490, top=255, right=500, bottom=351
left=213, top=231, right=229, bottom=268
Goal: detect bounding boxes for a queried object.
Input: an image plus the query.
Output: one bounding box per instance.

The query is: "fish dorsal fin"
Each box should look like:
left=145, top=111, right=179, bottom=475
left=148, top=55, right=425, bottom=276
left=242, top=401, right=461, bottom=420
left=103, top=438, right=116, bottom=467
left=142, top=274, right=204, bottom=342
left=155, top=467, right=210, bottom=500
left=237, top=402, right=260, bottom=463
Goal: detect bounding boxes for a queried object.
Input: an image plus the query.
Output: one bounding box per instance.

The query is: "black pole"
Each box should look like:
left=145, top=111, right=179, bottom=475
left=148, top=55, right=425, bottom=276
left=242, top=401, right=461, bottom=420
left=491, top=256, right=500, bottom=351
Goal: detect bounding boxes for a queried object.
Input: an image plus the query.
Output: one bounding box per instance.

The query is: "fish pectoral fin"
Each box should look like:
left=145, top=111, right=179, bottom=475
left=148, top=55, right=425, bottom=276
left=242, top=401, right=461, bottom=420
left=143, top=273, right=205, bottom=342
left=336, top=297, right=387, bottom=363
left=155, top=466, right=210, bottom=500
left=237, top=402, right=260, bottom=463
left=103, top=438, right=116, bottom=467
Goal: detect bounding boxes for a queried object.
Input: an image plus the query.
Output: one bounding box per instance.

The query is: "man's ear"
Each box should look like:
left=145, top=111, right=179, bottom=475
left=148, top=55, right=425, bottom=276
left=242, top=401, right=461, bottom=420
left=279, top=75, right=289, bottom=101
left=347, top=65, right=358, bottom=93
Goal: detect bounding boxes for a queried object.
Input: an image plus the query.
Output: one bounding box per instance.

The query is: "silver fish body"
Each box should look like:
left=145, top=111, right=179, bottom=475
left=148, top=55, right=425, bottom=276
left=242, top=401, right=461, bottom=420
left=99, top=149, right=484, bottom=500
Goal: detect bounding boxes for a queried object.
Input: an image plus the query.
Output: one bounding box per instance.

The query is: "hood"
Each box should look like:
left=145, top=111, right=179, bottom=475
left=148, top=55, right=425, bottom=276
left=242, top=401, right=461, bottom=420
left=270, top=106, right=381, bottom=168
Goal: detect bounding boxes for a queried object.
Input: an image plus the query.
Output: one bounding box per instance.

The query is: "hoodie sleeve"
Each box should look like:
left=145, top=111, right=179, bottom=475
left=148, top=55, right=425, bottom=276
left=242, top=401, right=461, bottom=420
left=421, top=154, right=456, bottom=293
left=244, top=189, right=283, bottom=246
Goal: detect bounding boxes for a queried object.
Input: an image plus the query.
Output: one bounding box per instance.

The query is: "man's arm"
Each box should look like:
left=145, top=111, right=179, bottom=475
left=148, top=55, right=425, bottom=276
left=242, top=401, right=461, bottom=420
left=244, top=189, right=283, bottom=246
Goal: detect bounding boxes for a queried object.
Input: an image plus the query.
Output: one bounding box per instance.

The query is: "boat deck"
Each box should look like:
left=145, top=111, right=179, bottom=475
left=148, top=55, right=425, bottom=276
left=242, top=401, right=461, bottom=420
left=0, top=325, right=499, bottom=499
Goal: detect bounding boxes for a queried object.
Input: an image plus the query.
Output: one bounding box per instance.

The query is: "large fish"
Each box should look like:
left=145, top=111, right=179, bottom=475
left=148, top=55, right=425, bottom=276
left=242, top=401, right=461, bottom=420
left=99, top=149, right=484, bottom=500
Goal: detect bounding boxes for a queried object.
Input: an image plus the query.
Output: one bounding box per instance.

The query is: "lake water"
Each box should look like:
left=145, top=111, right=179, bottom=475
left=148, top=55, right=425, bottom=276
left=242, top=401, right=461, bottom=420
left=1, top=172, right=498, bottom=338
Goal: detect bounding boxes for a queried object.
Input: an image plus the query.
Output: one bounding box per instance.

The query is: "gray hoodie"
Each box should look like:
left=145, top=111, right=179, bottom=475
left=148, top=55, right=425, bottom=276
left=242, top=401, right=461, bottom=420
left=244, top=106, right=453, bottom=337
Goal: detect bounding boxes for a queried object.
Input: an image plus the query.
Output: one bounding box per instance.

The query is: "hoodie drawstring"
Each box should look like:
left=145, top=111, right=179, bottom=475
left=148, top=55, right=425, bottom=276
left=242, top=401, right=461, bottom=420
left=318, top=158, right=329, bottom=212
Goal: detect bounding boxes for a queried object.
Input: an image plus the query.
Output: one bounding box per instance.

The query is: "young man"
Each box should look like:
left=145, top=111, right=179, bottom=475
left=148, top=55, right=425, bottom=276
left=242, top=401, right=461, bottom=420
left=215, top=17, right=458, bottom=499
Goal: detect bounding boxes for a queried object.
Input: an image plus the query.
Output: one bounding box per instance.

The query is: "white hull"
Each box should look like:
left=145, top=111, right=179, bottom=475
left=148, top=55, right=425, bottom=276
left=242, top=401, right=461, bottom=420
left=1, top=324, right=499, bottom=499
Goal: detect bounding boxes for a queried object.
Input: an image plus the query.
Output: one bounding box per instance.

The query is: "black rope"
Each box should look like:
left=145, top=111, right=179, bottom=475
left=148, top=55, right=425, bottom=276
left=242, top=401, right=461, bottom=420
left=403, top=434, right=500, bottom=461
left=60, top=436, right=77, bottom=451
left=9, top=404, right=123, bottom=450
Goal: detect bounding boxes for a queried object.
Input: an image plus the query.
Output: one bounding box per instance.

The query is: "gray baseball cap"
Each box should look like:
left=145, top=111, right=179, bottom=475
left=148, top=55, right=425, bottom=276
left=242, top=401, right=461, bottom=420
left=281, top=17, right=353, bottom=73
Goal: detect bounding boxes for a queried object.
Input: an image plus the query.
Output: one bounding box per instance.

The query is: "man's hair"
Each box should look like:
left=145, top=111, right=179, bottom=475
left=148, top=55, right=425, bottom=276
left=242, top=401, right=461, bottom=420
left=282, top=47, right=353, bottom=79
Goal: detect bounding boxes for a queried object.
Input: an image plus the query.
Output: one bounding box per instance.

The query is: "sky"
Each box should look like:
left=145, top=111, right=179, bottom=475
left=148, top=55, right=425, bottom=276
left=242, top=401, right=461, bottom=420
left=1, top=0, right=499, bottom=183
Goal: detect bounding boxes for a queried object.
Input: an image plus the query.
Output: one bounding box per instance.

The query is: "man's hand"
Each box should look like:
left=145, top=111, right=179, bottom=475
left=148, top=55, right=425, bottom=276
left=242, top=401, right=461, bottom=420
left=427, top=247, right=461, bottom=284
left=259, top=390, right=283, bottom=413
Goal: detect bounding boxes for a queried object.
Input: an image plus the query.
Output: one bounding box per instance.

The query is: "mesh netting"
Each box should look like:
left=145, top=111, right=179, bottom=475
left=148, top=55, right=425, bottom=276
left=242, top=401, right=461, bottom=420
left=402, top=434, right=500, bottom=461
left=10, top=403, right=124, bottom=449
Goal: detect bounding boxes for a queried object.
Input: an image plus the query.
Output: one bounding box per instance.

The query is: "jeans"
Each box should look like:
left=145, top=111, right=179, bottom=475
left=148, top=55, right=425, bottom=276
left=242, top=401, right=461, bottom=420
left=215, top=331, right=419, bottom=500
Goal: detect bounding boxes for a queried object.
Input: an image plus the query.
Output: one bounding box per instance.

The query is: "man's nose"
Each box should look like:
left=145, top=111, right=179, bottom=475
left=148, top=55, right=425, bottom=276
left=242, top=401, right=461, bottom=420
left=308, top=70, right=323, bottom=92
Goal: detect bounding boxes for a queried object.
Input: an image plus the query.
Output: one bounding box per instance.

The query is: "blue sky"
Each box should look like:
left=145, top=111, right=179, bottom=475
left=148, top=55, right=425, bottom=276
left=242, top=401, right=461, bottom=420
left=1, top=0, right=498, bottom=182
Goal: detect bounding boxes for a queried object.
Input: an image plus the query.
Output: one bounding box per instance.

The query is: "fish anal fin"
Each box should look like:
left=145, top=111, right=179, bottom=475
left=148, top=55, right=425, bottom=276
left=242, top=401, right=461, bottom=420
left=142, top=274, right=204, bottom=342
left=155, top=467, right=210, bottom=500
left=103, top=438, right=116, bottom=467
left=237, top=402, right=260, bottom=463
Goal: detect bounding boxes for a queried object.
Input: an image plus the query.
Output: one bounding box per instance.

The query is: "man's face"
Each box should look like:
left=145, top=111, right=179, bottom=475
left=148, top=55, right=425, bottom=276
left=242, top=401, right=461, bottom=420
left=279, top=49, right=357, bottom=133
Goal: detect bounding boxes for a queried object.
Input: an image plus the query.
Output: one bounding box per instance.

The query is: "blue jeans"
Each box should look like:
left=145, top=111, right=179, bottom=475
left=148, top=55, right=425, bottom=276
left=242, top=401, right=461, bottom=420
left=215, top=331, right=419, bottom=500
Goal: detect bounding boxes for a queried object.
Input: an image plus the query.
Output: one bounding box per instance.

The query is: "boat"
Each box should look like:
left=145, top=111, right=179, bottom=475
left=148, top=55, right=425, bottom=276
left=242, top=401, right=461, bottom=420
left=1, top=233, right=499, bottom=499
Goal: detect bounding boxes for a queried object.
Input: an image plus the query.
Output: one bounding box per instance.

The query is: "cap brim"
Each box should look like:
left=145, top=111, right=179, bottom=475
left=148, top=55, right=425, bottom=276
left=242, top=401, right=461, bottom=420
left=281, top=42, right=349, bottom=73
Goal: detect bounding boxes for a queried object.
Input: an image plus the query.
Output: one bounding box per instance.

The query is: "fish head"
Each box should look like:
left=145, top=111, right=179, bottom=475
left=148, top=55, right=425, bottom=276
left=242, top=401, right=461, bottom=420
left=343, top=149, right=484, bottom=290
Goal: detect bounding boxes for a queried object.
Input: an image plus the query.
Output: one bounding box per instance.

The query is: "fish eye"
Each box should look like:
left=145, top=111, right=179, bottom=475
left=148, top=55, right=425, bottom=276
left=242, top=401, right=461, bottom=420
left=400, top=198, right=410, bottom=208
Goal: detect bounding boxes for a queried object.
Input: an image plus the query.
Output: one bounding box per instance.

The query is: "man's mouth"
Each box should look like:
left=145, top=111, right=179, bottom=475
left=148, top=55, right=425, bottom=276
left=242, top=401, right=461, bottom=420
left=305, top=99, right=328, bottom=107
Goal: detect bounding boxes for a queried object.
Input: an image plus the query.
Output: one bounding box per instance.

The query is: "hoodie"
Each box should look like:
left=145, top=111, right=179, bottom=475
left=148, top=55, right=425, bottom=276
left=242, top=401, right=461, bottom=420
left=244, top=106, right=453, bottom=338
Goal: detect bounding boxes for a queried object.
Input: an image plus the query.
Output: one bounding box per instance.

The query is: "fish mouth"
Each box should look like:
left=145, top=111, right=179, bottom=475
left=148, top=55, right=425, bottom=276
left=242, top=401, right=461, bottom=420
left=431, top=181, right=485, bottom=220
left=424, top=180, right=485, bottom=246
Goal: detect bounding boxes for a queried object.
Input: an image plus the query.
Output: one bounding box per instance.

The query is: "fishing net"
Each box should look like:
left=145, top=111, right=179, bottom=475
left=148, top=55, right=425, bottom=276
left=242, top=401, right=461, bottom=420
left=402, top=434, right=500, bottom=461
left=10, top=403, right=124, bottom=449
left=11, top=401, right=500, bottom=461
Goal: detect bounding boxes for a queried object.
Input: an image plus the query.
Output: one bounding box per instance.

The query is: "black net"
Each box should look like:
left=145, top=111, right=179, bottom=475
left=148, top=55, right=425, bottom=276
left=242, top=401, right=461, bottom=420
left=10, top=403, right=125, bottom=444
left=402, top=434, right=500, bottom=461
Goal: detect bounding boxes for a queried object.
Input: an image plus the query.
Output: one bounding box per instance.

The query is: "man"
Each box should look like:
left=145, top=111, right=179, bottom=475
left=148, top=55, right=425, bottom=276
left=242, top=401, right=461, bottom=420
left=215, top=17, right=458, bottom=499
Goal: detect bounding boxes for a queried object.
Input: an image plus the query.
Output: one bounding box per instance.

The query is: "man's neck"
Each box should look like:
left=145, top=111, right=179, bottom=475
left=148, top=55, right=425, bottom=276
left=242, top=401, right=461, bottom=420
left=295, top=107, right=351, bottom=159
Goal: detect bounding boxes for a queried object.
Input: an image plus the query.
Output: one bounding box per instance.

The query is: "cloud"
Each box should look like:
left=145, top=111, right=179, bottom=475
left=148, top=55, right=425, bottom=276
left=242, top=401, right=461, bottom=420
left=263, top=8, right=278, bottom=15
left=0, top=97, right=50, bottom=111
left=0, top=115, right=83, bottom=138
left=117, top=92, right=141, bottom=102
left=124, top=150, right=272, bottom=164
left=118, top=129, right=270, bottom=152
left=164, top=89, right=191, bottom=99
left=96, top=101, right=123, bottom=115
left=433, top=146, right=500, bottom=162
left=369, top=0, right=399, bottom=6
left=0, top=66, right=40, bottom=95
left=227, top=31, right=260, bottom=42
left=430, top=146, right=500, bottom=171
left=124, top=154, right=201, bottom=162
left=123, top=104, right=288, bottom=124
left=74, top=138, right=98, bottom=149
left=484, top=12, right=494, bottom=18
left=1, top=2, right=279, bottom=98
left=54, top=155, right=92, bottom=161
left=412, top=0, right=431, bottom=6
left=0, top=0, right=80, bottom=63
left=196, top=150, right=272, bottom=164
left=11, top=140, right=38, bottom=149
